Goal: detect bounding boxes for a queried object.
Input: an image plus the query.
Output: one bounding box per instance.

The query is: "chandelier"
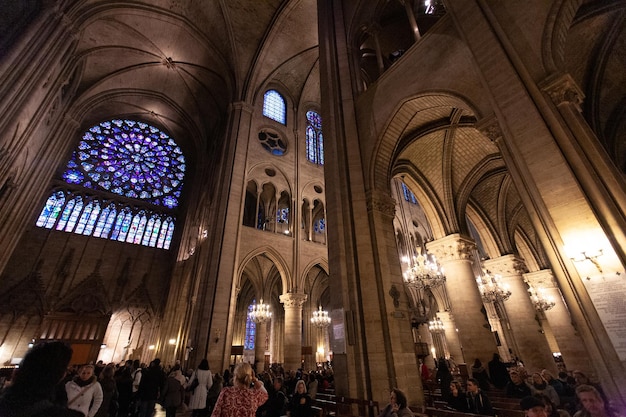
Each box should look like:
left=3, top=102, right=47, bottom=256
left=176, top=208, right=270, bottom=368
left=311, top=306, right=332, bottom=328
left=249, top=299, right=272, bottom=323
left=476, top=270, right=511, bottom=302
left=428, top=317, right=445, bottom=333
left=403, top=250, right=446, bottom=290
left=528, top=287, right=556, bottom=311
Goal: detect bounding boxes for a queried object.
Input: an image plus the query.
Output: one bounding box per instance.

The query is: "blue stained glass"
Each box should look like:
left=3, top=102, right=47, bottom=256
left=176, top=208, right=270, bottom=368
left=56, top=199, right=75, bottom=231
left=117, top=212, right=133, bottom=242
left=37, top=191, right=65, bottom=228
left=101, top=207, right=117, bottom=238
left=156, top=219, right=169, bottom=249
left=93, top=205, right=112, bottom=237
left=62, top=119, right=185, bottom=208
left=142, top=217, right=155, bottom=246
left=305, top=111, right=324, bottom=165
left=245, top=303, right=257, bottom=350
left=75, top=201, right=94, bottom=234
left=149, top=218, right=162, bottom=247
left=64, top=198, right=84, bottom=232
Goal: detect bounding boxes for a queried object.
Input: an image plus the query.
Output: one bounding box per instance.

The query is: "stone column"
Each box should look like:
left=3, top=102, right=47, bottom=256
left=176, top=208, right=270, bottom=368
left=403, top=0, right=422, bottom=42
left=254, top=320, right=269, bottom=373
left=427, top=234, right=497, bottom=369
left=280, top=292, right=307, bottom=371
left=484, top=255, right=556, bottom=372
left=523, top=269, right=590, bottom=373
left=438, top=311, right=463, bottom=366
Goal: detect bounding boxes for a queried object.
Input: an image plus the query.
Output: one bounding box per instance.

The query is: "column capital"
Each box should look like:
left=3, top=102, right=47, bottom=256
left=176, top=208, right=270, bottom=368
left=523, top=269, right=557, bottom=289
left=279, top=292, right=308, bottom=308
left=366, top=189, right=396, bottom=219
left=426, top=234, right=476, bottom=262
left=483, top=255, right=527, bottom=277
left=540, top=73, right=584, bottom=112
left=476, top=116, right=503, bottom=143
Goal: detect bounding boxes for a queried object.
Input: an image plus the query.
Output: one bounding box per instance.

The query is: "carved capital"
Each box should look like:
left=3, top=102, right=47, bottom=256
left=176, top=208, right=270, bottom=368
left=541, top=73, right=584, bottom=112
left=279, top=292, right=307, bottom=308
left=483, top=255, right=527, bottom=277
left=523, top=269, right=557, bottom=289
left=476, top=116, right=503, bottom=143
left=426, top=234, right=476, bottom=263
left=366, top=189, right=396, bottom=219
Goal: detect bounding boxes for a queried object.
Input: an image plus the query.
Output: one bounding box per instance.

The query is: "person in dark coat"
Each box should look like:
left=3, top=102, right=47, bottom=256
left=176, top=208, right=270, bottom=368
left=466, top=378, right=494, bottom=416
left=137, top=359, right=166, bottom=417
left=471, top=359, right=491, bottom=391
left=161, top=369, right=185, bottom=417
left=447, top=381, right=467, bottom=412
left=0, top=341, right=84, bottom=417
left=436, top=358, right=453, bottom=400
left=488, top=353, right=510, bottom=389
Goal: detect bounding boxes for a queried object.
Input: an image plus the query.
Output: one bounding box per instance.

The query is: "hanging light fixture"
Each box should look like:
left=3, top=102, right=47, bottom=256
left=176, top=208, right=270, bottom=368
left=249, top=299, right=272, bottom=323
left=403, top=249, right=446, bottom=290
left=428, top=317, right=445, bottom=333
left=311, top=306, right=332, bottom=328
left=476, top=270, right=512, bottom=302
left=528, top=286, right=556, bottom=311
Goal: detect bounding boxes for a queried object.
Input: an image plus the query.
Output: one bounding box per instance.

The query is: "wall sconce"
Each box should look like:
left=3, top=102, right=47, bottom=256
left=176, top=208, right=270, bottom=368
left=100, top=344, right=107, bottom=349
left=570, top=249, right=603, bottom=274
left=148, top=345, right=155, bottom=350
left=27, top=339, right=35, bottom=349
left=168, top=338, right=177, bottom=345
left=214, top=329, right=221, bottom=344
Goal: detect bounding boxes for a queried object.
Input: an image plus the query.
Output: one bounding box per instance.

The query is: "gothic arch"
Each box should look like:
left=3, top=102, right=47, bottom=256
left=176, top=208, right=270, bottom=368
left=237, top=246, right=291, bottom=295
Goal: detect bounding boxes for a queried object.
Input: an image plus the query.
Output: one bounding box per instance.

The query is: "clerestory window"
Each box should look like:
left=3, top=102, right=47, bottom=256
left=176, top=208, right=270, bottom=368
left=306, top=110, right=324, bottom=165
left=263, top=90, right=286, bottom=125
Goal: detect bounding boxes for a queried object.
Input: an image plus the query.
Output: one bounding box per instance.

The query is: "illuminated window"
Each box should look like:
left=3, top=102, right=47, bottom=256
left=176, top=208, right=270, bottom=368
left=401, top=183, right=418, bottom=204
left=306, top=110, right=324, bottom=165
left=263, top=90, right=286, bottom=124
left=35, top=119, right=184, bottom=249
left=245, top=303, right=257, bottom=350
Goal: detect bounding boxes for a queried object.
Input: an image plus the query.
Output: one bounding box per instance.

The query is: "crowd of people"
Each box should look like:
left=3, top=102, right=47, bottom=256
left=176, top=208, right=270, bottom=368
left=0, top=341, right=335, bottom=417
left=0, top=342, right=621, bottom=417
left=425, top=354, right=622, bottom=417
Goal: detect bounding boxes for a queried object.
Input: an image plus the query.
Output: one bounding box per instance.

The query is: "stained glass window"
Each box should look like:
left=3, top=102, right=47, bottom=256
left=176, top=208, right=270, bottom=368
left=306, top=111, right=324, bottom=165
left=262, top=90, right=286, bottom=124
left=245, top=303, right=257, bottom=350
left=35, top=118, right=184, bottom=250
left=62, top=119, right=185, bottom=209
left=401, top=183, right=418, bottom=204
left=314, top=218, right=326, bottom=233
left=36, top=192, right=175, bottom=249
left=277, top=208, right=289, bottom=224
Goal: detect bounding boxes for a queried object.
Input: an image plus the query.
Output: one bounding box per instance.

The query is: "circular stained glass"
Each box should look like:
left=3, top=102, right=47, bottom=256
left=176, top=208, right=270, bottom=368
left=63, top=119, right=185, bottom=209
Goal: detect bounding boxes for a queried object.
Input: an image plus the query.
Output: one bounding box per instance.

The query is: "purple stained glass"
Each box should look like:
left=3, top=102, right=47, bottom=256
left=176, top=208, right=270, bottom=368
left=63, top=119, right=185, bottom=208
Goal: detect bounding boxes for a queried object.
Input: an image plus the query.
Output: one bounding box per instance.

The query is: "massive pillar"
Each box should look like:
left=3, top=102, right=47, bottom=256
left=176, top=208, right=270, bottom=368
left=484, top=255, right=555, bottom=373
left=523, top=269, right=590, bottom=373
left=428, top=234, right=498, bottom=369
left=280, top=292, right=307, bottom=371
left=255, top=320, right=269, bottom=373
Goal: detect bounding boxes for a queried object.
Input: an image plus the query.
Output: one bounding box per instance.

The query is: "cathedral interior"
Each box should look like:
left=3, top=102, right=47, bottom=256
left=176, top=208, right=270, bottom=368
left=1, top=0, right=625, bottom=410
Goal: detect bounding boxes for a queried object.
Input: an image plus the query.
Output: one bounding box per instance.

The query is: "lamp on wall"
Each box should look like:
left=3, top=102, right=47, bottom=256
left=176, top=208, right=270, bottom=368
left=249, top=299, right=272, bottom=323
left=570, top=249, right=604, bottom=273
left=403, top=248, right=446, bottom=290
left=476, top=270, right=511, bottom=302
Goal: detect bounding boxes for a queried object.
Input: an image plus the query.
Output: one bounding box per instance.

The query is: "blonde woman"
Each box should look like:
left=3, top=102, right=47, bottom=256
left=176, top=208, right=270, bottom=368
left=65, top=365, right=104, bottom=417
left=211, top=363, right=267, bottom=417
